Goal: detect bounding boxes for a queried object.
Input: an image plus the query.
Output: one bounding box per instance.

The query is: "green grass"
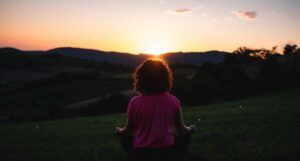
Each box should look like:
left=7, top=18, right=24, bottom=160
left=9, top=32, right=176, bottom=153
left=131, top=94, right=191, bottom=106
left=0, top=88, right=300, bottom=161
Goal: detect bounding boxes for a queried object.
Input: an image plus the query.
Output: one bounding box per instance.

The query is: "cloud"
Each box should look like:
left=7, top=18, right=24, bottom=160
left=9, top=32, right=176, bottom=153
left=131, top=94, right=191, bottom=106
left=175, top=8, right=192, bottom=13
left=166, top=6, right=204, bottom=15
left=232, top=11, right=257, bottom=21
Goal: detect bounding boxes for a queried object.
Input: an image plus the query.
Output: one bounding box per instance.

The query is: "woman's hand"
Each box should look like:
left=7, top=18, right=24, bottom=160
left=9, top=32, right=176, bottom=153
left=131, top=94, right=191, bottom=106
left=174, top=107, right=198, bottom=135
left=116, top=117, right=132, bottom=136
left=115, top=126, right=124, bottom=136
left=189, top=124, right=197, bottom=134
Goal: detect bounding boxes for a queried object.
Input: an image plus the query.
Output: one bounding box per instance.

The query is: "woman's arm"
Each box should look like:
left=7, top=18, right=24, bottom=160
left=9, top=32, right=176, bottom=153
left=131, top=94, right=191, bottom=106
left=115, top=117, right=133, bottom=135
left=174, top=107, right=196, bottom=135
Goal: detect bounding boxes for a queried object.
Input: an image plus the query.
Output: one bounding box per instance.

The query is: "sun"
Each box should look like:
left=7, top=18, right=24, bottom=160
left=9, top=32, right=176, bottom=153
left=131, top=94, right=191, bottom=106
left=141, top=40, right=173, bottom=56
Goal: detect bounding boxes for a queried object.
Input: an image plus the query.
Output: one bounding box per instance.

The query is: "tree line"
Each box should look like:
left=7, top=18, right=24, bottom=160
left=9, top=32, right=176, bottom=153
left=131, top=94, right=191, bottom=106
left=172, top=44, right=300, bottom=106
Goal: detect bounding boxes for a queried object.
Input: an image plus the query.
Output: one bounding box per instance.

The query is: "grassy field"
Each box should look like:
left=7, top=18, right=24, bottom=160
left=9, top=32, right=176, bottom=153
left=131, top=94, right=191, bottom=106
left=0, top=88, right=299, bottom=161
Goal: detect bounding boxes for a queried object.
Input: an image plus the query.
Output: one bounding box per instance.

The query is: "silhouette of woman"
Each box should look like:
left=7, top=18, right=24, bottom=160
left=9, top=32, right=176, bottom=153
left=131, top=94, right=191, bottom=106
left=116, top=58, right=196, bottom=160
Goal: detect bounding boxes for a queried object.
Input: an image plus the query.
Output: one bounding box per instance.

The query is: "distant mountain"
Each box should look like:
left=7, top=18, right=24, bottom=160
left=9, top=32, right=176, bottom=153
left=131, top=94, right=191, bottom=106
left=48, top=47, right=150, bottom=66
left=161, top=51, right=228, bottom=65
left=0, top=47, right=23, bottom=54
left=0, top=47, right=230, bottom=66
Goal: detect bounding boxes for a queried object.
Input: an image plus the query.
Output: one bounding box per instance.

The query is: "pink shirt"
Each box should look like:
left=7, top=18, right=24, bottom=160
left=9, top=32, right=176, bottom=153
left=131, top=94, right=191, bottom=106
left=127, top=92, right=181, bottom=148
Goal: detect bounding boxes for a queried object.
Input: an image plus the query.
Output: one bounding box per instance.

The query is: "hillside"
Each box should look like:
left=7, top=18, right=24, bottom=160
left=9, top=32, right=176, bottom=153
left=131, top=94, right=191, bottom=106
left=49, top=47, right=149, bottom=66
left=0, top=50, right=134, bottom=121
left=161, top=51, right=227, bottom=65
left=0, top=88, right=299, bottom=161
left=0, top=47, right=228, bottom=66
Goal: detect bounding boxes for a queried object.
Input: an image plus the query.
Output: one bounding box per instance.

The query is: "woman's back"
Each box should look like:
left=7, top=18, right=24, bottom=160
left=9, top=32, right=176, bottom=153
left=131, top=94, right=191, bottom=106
left=116, top=59, right=196, bottom=160
left=128, top=92, right=180, bottom=148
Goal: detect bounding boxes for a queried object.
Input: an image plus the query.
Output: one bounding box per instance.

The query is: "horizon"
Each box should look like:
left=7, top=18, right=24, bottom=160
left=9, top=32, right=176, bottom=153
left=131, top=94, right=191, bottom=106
left=0, top=45, right=232, bottom=54
left=0, top=44, right=293, bottom=56
left=1, top=0, right=300, bottom=55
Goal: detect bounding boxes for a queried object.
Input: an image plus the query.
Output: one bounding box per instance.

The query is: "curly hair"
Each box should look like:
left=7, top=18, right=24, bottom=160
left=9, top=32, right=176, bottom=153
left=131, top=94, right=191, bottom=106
left=133, top=58, right=173, bottom=95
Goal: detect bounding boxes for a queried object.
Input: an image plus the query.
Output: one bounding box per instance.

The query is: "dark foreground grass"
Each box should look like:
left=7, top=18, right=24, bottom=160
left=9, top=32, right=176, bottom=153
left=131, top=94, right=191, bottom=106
left=0, top=88, right=300, bottom=161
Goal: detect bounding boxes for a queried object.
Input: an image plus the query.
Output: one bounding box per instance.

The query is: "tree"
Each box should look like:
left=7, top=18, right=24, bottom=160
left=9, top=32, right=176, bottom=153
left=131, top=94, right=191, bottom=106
left=283, top=44, right=297, bottom=55
left=233, top=47, right=255, bottom=56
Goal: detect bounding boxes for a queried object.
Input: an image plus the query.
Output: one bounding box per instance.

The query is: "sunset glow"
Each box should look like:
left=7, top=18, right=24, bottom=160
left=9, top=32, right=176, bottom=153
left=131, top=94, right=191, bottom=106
left=141, top=40, right=173, bottom=55
left=1, top=0, right=300, bottom=54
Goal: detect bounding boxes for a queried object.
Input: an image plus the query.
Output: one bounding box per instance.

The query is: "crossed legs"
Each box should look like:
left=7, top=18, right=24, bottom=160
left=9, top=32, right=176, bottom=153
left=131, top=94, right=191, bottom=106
left=119, top=133, right=191, bottom=160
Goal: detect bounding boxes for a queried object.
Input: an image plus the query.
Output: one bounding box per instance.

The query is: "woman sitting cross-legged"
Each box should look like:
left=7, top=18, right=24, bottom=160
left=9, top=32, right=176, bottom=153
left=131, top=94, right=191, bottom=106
left=115, top=58, right=196, bottom=161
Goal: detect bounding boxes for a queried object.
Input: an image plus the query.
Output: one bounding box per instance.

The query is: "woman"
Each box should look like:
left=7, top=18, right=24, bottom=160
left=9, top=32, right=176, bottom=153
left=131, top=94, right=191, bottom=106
left=116, top=58, right=196, bottom=160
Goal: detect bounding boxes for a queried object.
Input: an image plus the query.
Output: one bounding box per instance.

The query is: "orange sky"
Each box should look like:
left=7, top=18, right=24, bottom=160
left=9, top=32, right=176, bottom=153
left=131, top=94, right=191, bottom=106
left=1, top=0, right=300, bottom=54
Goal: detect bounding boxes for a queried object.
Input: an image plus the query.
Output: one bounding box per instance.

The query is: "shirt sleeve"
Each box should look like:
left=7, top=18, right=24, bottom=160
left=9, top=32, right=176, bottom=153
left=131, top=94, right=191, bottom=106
left=171, top=95, right=181, bottom=113
left=127, top=97, right=136, bottom=119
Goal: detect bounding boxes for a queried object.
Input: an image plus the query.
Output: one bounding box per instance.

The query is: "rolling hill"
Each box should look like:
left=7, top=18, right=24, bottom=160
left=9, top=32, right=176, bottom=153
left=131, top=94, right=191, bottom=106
left=49, top=47, right=149, bottom=66
left=0, top=47, right=229, bottom=66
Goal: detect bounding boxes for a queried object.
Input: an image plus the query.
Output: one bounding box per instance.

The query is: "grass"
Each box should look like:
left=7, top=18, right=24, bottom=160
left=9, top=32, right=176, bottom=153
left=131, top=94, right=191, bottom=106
left=0, top=88, right=300, bottom=161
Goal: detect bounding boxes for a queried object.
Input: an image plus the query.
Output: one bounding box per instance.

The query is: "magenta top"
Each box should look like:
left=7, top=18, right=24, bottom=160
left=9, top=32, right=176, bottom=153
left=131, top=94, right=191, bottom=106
left=127, top=92, right=181, bottom=148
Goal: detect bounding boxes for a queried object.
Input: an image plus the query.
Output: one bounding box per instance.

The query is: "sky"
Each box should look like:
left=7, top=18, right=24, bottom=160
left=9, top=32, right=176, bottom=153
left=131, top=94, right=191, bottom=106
left=1, top=0, right=300, bottom=55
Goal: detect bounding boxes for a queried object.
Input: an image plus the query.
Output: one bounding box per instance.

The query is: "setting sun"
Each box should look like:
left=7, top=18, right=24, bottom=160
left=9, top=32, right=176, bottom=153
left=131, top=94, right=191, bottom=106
left=141, top=40, right=173, bottom=56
